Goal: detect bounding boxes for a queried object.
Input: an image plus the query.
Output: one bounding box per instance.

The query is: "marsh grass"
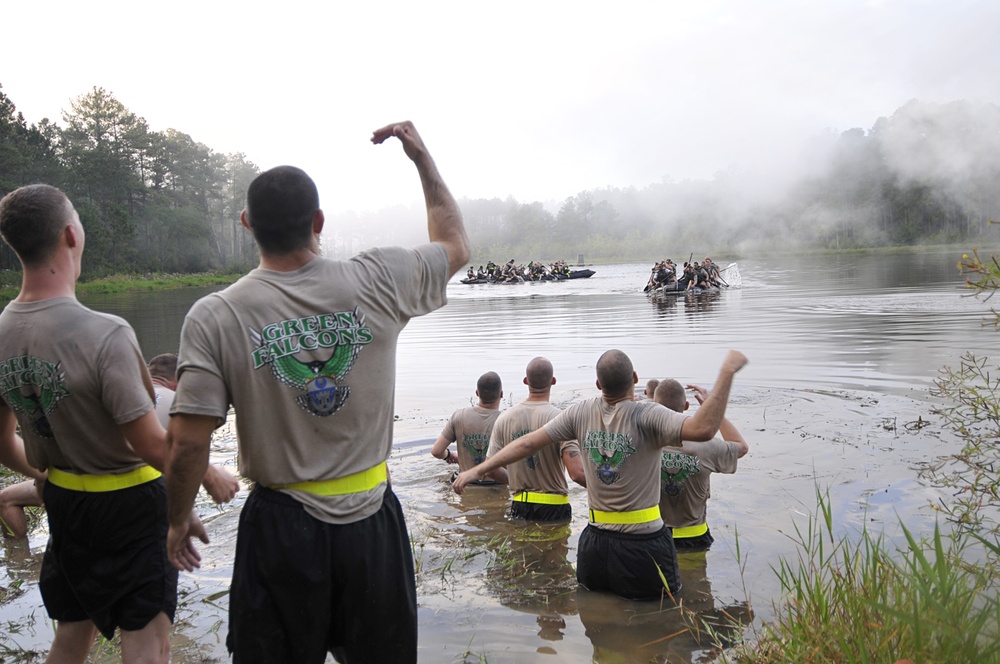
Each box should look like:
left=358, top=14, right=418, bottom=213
left=728, top=488, right=1000, bottom=663
left=0, top=272, right=243, bottom=303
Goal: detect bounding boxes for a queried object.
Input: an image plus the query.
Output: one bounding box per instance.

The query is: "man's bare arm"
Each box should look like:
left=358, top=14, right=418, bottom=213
left=164, top=413, right=217, bottom=571
left=120, top=410, right=168, bottom=471
left=371, top=121, right=469, bottom=277
left=430, top=435, right=458, bottom=464
left=562, top=447, right=587, bottom=488
left=688, top=384, right=749, bottom=458
left=453, top=428, right=554, bottom=494
left=0, top=405, right=42, bottom=480
left=680, top=351, right=748, bottom=442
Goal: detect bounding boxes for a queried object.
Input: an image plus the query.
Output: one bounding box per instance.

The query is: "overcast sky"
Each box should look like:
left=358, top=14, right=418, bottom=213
left=3, top=0, right=997, bottom=214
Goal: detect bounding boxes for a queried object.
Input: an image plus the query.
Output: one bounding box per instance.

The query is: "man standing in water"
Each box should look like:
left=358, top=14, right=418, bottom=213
left=0, top=184, right=179, bottom=663
left=485, top=357, right=586, bottom=521
left=653, top=379, right=748, bottom=549
left=165, top=121, right=469, bottom=664
left=430, top=371, right=503, bottom=483
left=455, top=348, right=748, bottom=600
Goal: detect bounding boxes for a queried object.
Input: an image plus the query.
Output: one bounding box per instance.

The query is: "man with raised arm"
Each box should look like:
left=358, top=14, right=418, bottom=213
left=484, top=357, right=586, bottom=522
left=0, top=184, right=179, bottom=663
left=165, top=121, right=469, bottom=664
left=654, top=379, right=748, bottom=550
left=430, top=371, right=503, bottom=484
left=455, top=348, right=748, bottom=600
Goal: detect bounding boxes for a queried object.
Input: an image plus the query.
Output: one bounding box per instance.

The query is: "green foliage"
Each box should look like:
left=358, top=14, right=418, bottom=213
left=925, top=248, right=1000, bottom=543
left=0, top=83, right=259, bottom=275
left=732, top=488, right=1000, bottom=664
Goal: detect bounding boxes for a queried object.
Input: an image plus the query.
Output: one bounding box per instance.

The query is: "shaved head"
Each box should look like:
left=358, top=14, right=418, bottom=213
left=525, top=356, right=554, bottom=391
left=654, top=379, right=687, bottom=413
left=645, top=378, right=660, bottom=398
left=477, top=371, right=502, bottom=403
left=596, top=349, right=635, bottom=398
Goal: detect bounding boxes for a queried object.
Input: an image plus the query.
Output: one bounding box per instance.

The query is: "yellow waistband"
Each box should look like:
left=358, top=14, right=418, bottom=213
left=47, top=466, right=162, bottom=492
left=513, top=491, right=570, bottom=505
left=589, top=505, right=661, bottom=525
left=673, top=522, right=709, bottom=539
left=272, top=461, right=387, bottom=496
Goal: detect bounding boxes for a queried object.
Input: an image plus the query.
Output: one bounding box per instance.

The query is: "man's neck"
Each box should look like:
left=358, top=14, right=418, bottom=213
left=150, top=376, right=174, bottom=390
left=524, top=390, right=551, bottom=404
left=15, top=265, right=77, bottom=303
left=258, top=248, right=320, bottom=272
left=477, top=401, right=500, bottom=411
left=602, top=392, right=635, bottom=407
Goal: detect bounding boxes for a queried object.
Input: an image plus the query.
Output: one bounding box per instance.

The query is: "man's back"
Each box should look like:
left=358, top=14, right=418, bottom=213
left=490, top=400, right=571, bottom=494
left=659, top=436, right=740, bottom=529
left=443, top=404, right=501, bottom=471
left=175, top=245, right=448, bottom=522
left=0, top=298, right=153, bottom=474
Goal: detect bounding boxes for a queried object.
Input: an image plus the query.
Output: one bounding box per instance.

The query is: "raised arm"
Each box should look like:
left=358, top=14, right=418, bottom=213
left=372, top=121, right=469, bottom=277
left=679, top=350, right=748, bottom=442
left=687, top=384, right=749, bottom=458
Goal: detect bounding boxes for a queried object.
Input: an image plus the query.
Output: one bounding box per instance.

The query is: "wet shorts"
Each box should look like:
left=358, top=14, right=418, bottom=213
left=576, top=524, right=682, bottom=600
left=227, top=485, right=417, bottom=664
left=40, top=477, right=177, bottom=640
left=509, top=500, right=571, bottom=522
left=674, top=526, right=714, bottom=551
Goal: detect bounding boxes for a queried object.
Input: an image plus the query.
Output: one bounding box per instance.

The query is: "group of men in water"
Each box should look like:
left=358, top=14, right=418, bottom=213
left=0, top=119, right=748, bottom=664
left=466, top=258, right=573, bottom=283
left=645, top=256, right=727, bottom=291
left=433, top=350, right=749, bottom=601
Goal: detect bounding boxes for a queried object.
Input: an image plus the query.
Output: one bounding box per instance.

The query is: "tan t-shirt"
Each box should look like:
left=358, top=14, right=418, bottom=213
left=172, top=244, right=449, bottom=524
left=440, top=405, right=501, bottom=472
left=659, top=435, right=740, bottom=529
left=0, top=298, right=154, bottom=474
left=543, top=398, right=686, bottom=533
left=487, top=400, right=578, bottom=496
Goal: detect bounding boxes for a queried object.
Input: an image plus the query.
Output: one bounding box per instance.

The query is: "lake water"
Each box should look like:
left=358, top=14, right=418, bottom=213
left=0, top=249, right=994, bottom=663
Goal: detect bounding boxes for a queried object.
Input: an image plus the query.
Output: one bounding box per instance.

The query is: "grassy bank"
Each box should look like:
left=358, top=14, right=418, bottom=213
left=722, top=489, right=1000, bottom=663
left=0, top=272, right=244, bottom=304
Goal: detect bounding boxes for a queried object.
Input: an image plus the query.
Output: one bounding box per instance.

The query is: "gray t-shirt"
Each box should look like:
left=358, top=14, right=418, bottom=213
left=659, top=434, right=740, bottom=529
left=487, top=400, right=578, bottom=496
left=440, top=405, right=501, bottom=472
left=0, top=298, right=154, bottom=474
left=173, top=244, right=449, bottom=524
left=544, top=398, right=686, bottom=533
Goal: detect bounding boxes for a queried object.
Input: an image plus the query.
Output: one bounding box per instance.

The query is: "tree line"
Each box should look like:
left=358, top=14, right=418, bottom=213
left=340, top=99, right=1000, bottom=264
left=0, top=84, right=260, bottom=276
left=3, top=84, right=999, bottom=277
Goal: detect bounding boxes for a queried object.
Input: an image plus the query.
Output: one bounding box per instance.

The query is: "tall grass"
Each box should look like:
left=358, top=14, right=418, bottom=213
left=731, top=488, right=1000, bottom=663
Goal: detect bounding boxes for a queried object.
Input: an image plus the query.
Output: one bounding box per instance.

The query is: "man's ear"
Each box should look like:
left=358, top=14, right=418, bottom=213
left=240, top=209, right=251, bottom=230
left=64, top=222, right=80, bottom=248
left=684, top=401, right=690, bottom=412
left=312, top=209, right=325, bottom=235
left=595, top=379, right=602, bottom=391
left=551, top=377, right=557, bottom=386
left=523, top=377, right=529, bottom=386
left=632, top=371, right=639, bottom=385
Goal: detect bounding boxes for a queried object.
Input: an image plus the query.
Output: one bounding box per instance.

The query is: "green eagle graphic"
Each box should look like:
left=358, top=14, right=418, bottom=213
left=589, top=444, right=627, bottom=486
left=3, top=363, right=67, bottom=438
left=250, top=318, right=363, bottom=418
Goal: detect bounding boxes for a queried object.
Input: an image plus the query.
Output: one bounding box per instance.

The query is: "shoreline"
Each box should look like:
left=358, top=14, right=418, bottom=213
left=0, top=272, right=244, bottom=304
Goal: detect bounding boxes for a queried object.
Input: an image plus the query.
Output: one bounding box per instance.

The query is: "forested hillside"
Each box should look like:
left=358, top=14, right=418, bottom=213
left=0, top=85, right=259, bottom=275
left=3, top=84, right=998, bottom=274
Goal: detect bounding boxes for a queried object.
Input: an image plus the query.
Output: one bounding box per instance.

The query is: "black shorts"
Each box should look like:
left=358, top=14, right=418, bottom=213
left=509, top=500, right=571, bottom=522
left=674, top=526, right=714, bottom=551
left=40, top=478, right=177, bottom=640
left=227, top=485, right=417, bottom=664
left=576, top=524, right=682, bottom=600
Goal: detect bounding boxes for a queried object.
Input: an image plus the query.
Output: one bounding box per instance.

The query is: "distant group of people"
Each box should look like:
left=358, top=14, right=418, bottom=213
left=433, top=349, right=749, bottom=600
left=466, top=258, right=573, bottom=283
left=645, top=256, right=726, bottom=292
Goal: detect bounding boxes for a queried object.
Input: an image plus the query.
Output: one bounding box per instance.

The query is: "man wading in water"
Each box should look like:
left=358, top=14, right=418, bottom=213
left=165, top=121, right=469, bottom=663
left=454, top=348, right=748, bottom=600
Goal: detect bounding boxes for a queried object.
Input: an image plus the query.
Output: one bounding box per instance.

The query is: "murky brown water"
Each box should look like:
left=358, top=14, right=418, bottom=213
left=0, top=250, right=992, bottom=662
